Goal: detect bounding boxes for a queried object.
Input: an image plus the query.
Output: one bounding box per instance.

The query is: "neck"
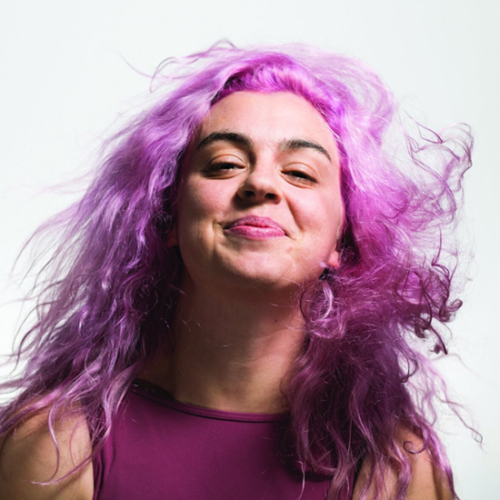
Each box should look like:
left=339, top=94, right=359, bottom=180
left=143, top=278, right=306, bottom=413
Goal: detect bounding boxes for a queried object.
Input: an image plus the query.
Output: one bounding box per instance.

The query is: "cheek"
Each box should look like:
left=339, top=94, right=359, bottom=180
left=179, top=181, right=211, bottom=222
left=176, top=179, right=230, bottom=243
left=299, top=194, right=338, bottom=231
left=300, top=193, right=343, bottom=250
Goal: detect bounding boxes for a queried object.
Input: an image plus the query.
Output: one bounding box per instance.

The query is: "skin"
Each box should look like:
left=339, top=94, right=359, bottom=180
left=352, top=430, right=453, bottom=500
left=0, top=91, right=452, bottom=500
left=0, top=409, right=93, bottom=500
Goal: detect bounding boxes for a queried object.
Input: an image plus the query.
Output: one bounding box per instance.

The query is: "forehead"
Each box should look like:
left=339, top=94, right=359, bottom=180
left=197, top=91, right=338, bottom=155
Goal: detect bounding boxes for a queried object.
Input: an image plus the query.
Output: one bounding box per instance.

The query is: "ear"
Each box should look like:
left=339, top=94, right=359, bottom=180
left=326, top=220, right=344, bottom=270
left=165, top=227, right=178, bottom=248
left=326, top=248, right=340, bottom=269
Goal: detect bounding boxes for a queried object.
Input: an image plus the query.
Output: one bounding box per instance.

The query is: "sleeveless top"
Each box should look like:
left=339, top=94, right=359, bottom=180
left=92, top=380, right=334, bottom=500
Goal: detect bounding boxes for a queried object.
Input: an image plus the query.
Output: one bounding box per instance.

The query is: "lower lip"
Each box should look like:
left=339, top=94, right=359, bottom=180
left=225, top=225, right=286, bottom=240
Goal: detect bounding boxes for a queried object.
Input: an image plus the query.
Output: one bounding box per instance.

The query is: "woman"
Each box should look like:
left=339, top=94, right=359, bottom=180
left=0, top=44, right=471, bottom=499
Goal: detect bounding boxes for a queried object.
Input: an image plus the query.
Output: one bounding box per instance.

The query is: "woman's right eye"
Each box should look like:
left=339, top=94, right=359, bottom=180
left=204, top=161, right=245, bottom=175
left=213, top=162, right=240, bottom=170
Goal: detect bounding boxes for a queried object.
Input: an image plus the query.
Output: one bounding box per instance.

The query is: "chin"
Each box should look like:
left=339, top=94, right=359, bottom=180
left=214, top=264, right=306, bottom=297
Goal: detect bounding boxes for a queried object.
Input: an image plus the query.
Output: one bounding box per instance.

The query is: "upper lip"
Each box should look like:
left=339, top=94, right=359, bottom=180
left=225, top=215, right=286, bottom=233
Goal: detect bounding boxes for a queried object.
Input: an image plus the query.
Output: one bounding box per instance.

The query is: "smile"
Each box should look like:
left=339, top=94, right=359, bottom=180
left=224, top=216, right=286, bottom=239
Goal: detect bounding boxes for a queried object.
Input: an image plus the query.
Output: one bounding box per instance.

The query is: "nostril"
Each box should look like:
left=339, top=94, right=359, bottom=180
left=237, top=183, right=280, bottom=202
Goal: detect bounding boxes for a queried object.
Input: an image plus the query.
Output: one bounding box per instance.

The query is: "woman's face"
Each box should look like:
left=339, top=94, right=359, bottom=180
left=175, top=91, right=343, bottom=297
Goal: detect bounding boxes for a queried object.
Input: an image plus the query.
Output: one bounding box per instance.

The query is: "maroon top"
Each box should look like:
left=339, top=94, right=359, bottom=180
left=93, top=380, right=332, bottom=500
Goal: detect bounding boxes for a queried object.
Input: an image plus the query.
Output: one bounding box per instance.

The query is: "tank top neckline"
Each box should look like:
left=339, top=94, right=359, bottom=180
left=131, top=379, right=290, bottom=423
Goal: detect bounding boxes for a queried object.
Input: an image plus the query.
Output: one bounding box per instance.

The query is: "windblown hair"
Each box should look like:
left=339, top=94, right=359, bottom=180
left=0, top=43, right=472, bottom=499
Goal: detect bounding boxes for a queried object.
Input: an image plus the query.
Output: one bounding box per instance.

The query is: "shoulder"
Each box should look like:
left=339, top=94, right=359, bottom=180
left=0, top=407, right=94, bottom=500
left=353, top=430, right=453, bottom=500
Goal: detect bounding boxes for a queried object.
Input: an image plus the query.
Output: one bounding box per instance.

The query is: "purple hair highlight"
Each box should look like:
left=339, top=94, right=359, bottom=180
left=0, top=43, right=472, bottom=499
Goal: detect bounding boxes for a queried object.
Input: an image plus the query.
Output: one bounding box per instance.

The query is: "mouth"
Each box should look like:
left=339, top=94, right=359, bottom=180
left=224, top=215, right=286, bottom=239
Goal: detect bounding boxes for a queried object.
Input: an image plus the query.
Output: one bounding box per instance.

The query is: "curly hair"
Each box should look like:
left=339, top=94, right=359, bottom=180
left=0, top=42, right=472, bottom=500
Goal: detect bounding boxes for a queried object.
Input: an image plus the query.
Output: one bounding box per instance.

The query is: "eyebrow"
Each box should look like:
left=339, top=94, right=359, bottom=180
left=196, top=131, right=331, bottom=162
left=280, top=139, right=331, bottom=162
left=197, top=132, right=253, bottom=151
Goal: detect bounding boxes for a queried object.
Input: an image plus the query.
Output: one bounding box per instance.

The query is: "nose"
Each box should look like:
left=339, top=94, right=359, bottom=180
left=236, top=164, right=282, bottom=203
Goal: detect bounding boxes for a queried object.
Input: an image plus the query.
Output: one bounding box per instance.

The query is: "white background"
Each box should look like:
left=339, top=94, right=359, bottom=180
left=0, top=1, right=498, bottom=498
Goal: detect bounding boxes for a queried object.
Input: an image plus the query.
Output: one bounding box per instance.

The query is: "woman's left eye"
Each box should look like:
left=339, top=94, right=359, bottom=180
left=284, top=169, right=317, bottom=184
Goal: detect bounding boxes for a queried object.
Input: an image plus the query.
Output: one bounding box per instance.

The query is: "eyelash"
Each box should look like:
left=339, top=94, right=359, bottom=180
left=204, top=162, right=244, bottom=174
left=215, top=162, right=242, bottom=169
left=285, top=169, right=317, bottom=183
